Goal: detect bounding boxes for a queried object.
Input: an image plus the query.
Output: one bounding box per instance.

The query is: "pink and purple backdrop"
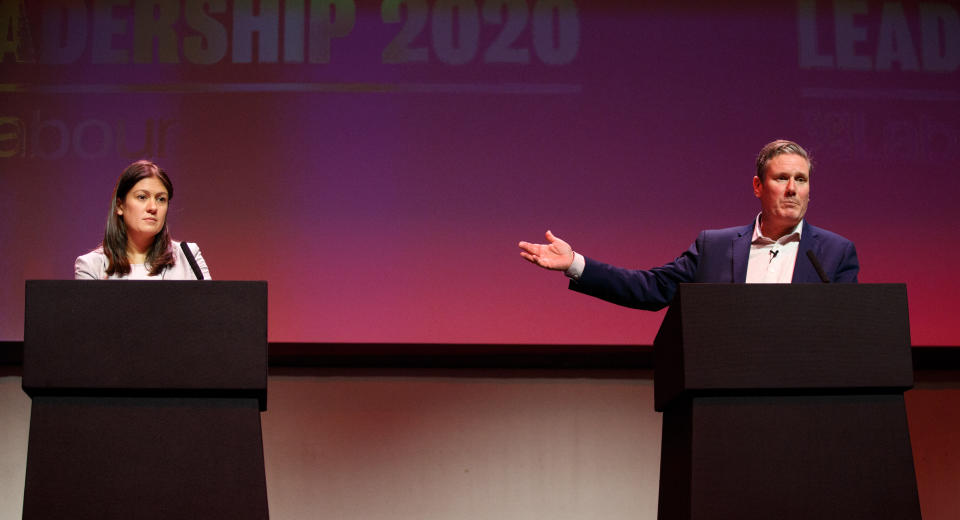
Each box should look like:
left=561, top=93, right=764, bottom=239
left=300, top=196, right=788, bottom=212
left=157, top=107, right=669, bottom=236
left=2, top=0, right=958, bottom=345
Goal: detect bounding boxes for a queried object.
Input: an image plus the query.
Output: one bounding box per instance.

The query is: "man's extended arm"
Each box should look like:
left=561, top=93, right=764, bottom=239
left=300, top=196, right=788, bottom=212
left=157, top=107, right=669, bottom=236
left=519, top=229, right=703, bottom=311
left=568, top=235, right=702, bottom=311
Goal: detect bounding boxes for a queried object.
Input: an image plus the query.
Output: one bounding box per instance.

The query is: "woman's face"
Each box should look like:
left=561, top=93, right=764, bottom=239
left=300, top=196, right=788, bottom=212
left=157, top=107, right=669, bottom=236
left=117, top=176, right=169, bottom=242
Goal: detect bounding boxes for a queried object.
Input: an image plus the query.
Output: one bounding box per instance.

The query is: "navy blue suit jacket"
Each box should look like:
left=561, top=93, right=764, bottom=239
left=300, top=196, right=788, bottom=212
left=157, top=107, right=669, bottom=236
left=569, top=221, right=859, bottom=311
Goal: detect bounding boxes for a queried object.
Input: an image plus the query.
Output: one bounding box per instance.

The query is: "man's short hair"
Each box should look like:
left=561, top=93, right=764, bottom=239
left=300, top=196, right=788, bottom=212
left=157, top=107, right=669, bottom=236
left=755, top=140, right=811, bottom=180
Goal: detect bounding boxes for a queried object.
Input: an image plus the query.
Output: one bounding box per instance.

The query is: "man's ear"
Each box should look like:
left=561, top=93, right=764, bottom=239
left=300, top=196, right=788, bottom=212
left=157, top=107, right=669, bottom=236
left=752, top=176, right=762, bottom=198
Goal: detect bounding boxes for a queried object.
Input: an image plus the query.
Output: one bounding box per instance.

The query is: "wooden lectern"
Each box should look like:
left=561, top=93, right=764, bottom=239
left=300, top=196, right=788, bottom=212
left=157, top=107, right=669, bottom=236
left=653, top=283, right=921, bottom=520
left=21, top=280, right=269, bottom=520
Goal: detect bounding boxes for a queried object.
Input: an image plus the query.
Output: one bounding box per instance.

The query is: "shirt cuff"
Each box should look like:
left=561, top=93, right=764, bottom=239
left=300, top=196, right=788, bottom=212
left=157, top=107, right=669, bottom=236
left=565, top=252, right=585, bottom=280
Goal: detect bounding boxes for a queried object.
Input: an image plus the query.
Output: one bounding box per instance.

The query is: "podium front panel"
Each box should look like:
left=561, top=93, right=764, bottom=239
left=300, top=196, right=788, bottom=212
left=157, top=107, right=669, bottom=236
left=22, top=396, right=269, bottom=520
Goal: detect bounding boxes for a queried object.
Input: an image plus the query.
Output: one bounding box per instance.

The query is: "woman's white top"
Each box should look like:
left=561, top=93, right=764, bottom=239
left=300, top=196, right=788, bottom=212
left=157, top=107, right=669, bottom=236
left=74, top=241, right=211, bottom=280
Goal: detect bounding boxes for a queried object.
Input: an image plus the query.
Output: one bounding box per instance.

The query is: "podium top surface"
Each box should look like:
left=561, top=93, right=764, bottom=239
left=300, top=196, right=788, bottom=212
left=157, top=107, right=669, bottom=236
left=23, top=280, right=268, bottom=409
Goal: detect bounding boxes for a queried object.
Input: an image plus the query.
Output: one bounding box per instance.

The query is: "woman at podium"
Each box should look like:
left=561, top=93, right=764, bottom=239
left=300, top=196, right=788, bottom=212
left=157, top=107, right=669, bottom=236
left=74, top=160, right=211, bottom=280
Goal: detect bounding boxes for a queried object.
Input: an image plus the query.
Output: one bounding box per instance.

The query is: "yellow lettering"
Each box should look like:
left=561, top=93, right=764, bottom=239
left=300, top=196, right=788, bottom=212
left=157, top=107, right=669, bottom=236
left=309, top=0, right=354, bottom=64
left=134, top=0, right=180, bottom=63
left=0, top=0, right=21, bottom=62
left=184, top=0, right=227, bottom=64
left=0, top=116, right=25, bottom=157
left=91, top=0, right=130, bottom=64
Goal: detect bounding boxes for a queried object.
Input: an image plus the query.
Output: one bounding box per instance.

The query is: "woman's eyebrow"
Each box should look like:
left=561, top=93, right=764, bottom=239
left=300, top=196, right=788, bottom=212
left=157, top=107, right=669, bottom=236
left=132, top=189, right=168, bottom=196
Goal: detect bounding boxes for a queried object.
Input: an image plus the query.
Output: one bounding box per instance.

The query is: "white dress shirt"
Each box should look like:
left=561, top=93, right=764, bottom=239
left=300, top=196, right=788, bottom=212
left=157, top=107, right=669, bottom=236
left=745, top=214, right=802, bottom=284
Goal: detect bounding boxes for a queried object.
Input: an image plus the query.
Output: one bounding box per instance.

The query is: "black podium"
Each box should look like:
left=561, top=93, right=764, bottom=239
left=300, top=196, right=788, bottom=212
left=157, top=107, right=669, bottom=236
left=653, top=283, right=921, bottom=520
left=21, top=280, right=269, bottom=520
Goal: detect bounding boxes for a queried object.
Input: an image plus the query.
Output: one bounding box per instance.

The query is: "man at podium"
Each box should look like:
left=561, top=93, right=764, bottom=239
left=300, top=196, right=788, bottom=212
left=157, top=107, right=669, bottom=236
left=518, top=140, right=859, bottom=311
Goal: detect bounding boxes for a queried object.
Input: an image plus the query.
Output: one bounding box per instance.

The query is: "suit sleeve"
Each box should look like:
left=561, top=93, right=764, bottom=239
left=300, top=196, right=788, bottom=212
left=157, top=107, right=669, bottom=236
left=567, top=234, right=703, bottom=311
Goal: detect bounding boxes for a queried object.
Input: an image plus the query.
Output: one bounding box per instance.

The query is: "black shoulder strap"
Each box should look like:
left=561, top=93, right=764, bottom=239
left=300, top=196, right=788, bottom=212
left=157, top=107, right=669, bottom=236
left=180, top=241, right=204, bottom=280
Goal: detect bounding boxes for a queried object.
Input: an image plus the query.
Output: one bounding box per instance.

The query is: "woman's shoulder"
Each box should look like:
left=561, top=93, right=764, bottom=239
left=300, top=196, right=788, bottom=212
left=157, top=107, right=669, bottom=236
left=76, top=246, right=107, bottom=264
left=172, top=240, right=202, bottom=255
left=171, top=240, right=211, bottom=280
left=75, top=247, right=107, bottom=279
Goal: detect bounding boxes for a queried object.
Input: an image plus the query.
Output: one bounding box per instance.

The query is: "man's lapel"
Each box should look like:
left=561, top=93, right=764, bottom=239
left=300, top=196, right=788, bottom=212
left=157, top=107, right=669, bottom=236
left=732, top=223, right=753, bottom=283
left=793, top=221, right=820, bottom=283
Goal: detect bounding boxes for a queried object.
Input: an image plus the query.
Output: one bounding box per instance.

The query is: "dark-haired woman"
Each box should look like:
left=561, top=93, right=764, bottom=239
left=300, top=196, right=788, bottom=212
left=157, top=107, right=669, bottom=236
left=75, top=160, right=211, bottom=280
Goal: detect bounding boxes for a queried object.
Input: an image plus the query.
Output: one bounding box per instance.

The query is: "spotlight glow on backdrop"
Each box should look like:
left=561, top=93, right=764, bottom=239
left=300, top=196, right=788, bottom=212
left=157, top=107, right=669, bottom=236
left=2, top=1, right=958, bottom=345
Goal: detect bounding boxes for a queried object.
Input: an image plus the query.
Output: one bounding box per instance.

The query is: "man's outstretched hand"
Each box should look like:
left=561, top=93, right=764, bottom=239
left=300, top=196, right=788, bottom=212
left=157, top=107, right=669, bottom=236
left=518, top=230, right=574, bottom=271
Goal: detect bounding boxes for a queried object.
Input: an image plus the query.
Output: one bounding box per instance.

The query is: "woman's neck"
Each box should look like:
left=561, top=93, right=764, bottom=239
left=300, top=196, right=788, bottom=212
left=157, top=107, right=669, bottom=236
left=126, top=235, right=152, bottom=264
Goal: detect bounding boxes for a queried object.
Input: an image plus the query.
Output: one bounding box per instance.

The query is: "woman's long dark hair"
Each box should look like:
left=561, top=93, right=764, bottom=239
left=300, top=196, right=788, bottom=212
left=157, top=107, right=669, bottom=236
left=103, top=160, right=175, bottom=276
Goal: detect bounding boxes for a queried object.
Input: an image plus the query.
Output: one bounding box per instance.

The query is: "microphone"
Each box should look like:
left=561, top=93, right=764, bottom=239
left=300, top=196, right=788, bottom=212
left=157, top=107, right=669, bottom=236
left=806, top=250, right=830, bottom=283
left=770, top=249, right=779, bottom=258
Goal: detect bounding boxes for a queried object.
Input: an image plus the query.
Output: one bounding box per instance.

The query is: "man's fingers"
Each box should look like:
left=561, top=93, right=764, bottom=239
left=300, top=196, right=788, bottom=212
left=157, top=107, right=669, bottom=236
left=518, top=241, right=540, bottom=255
left=519, top=251, right=540, bottom=265
left=545, top=230, right=556, bottom=242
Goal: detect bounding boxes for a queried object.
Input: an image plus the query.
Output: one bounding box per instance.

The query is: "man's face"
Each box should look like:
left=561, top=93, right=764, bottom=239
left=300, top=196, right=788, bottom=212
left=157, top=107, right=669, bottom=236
left=753, top=153, right=810, bottom=233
